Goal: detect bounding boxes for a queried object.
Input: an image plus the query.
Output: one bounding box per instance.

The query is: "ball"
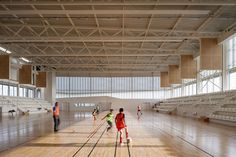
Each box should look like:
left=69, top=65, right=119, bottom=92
left=127, top=137, right=132, bottom=144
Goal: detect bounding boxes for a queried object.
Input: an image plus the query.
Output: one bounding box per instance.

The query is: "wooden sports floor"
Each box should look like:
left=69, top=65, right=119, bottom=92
left=0, top=111, right=235, bottom=157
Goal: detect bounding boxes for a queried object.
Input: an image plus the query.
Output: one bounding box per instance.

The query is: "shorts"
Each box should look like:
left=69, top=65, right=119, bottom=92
left=107, top=121, right=112, bottom=127
left=117, top=126, right=125, bottom=131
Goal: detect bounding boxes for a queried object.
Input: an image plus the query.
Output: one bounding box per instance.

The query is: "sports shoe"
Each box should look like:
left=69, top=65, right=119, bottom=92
left=119, top=143, right=124, bottom=146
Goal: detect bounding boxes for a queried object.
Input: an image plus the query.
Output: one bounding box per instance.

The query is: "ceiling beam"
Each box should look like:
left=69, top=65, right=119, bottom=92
left=13, top=52, right=192, bottom=57
left=0, top=10, right=210, bottom=15
left=218, top=22, right=236, bottom=44
left=56, top=71, right=161, bottom=77
left=54, top=70, right=162, bottom=73
left=1, top=1, right=236, bottom=6
left=0, top=23, right=223, bottom=35
left=0, top=36, right=202, bottom=43
left=29, top=63, right=177, bottom=66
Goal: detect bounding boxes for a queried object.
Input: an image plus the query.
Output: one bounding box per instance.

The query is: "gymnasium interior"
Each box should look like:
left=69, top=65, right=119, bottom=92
left=0, top=0, right=236, bottom=157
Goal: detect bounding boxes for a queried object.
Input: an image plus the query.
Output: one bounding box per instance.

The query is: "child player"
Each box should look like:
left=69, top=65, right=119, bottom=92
left=101, top=109, right=114, bottom=132
left=137, top=105, right=142, bottom=117
left=115, top=108, right=129, bottom=145
left=92, top=109, right=97, bottom=121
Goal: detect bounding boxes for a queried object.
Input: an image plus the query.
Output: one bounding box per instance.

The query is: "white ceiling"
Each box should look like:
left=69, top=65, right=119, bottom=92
left=0, top=0, right=235, bottom=76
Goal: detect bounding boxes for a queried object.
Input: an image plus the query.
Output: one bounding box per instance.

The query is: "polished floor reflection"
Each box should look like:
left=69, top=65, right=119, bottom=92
left=0, top=111, right=235, bottom=157
left=0, top=112, right=90, bottom=152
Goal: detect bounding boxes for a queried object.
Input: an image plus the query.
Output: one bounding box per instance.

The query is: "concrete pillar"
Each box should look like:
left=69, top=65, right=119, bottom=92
left=44, top=72, right=56, bottom=104
left=196, top=56, right=201, bottom=94
left=222, top=43, right=228, bottom=91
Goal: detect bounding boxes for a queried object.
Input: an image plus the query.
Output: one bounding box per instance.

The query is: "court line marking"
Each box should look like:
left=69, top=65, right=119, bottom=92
left=177, top=136, right=214, bottom=157
left=127, top=139, right=131, bottom=157
left=88, top=127, right=107, bottom=157
left=87, top=122, right=105, bottom=138
left=72, top=121, right=105, bottom=157
left=151, top=122, right=214, bottom=157
left=114, top=131, right=118, bottom=157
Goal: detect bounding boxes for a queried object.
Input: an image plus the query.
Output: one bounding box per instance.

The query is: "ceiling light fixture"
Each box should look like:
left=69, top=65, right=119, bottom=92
left=20, top=57, right=30, bottom=63
left=0, top=46, right=12, bottom=54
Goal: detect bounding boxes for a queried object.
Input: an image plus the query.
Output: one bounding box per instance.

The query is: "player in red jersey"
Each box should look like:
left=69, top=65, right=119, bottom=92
left=115, top=108, right=128, bottom=145
left=137, top=105, right=142, bottom=118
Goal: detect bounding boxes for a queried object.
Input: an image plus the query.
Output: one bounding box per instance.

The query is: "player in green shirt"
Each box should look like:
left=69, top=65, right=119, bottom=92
left=102, top=109, right=114, bottom=132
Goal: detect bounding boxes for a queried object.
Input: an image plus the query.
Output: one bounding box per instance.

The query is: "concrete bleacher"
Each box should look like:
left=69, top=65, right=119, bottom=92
left=209, top=102, right=236, bottom=123
left=0, top=96, right=51, bottom=116
left=153, top=90, right=236, bottom=125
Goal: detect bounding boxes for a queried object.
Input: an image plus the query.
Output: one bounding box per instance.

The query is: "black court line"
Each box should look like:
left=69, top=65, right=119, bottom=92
left=87, top=127, right=107, bottom=157
left=126, top=140, right=131, bottom=157
left=71, top=121, right=105, bottom=157
left=87, top=122, right=104, bottom=138
left=114, top=131, right=118, bottom=157
left=151, top=122, right=214, bottom=157
left=177, top=136, right=214, bottom=157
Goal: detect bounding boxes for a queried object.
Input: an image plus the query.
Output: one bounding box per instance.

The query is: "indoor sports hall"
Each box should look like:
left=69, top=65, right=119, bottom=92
left=0, top=1, right=236, bottom=157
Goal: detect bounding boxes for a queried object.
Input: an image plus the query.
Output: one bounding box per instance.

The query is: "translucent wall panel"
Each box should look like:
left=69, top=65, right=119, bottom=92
left=56, top=76, right=161, bottom=99
left=229, top=72, right=236, bottom=90
left=226, top=37, right=236, bottom=69
left=199, top=70, right=222, bottom=94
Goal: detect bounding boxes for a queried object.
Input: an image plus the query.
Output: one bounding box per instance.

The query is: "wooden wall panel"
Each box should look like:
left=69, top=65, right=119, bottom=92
left=168, top=65, right=181, bottom=84
left=36, top=72, right=47, bottom=87
left=200, top=38, right=222, bottom=70
left=0, top=55, right=10, bottom=79
left=160, top=72, right=170, bottom=87
left=181, top=55, right=197, bottom=79
left=19, top=65, right=32, bottom=84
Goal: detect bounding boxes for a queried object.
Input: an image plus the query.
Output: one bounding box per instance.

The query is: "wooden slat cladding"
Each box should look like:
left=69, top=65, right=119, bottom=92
left=200, top=38, right=222, bottom=70
left=160, top=72, right=170, bottom=87
left=36, top=72, right=47, bottom=88
left=181, top=55, right=197, bottom=79
left=169, top=65, right=181, bottom=84
left=19, top=65, right=32, bottom=84
left=0, top=55, right=10, bottom=79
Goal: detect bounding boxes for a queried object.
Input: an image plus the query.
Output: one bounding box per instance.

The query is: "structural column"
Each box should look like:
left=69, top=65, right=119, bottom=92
left=44, top=72, right=56, bottom=104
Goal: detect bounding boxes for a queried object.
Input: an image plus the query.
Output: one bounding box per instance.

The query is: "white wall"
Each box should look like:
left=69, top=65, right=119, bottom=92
left=57, top=96, right=158, bottom=112
left=10, top=67, right=18, bottom=81
left=44, top=72, right=56, bottom=104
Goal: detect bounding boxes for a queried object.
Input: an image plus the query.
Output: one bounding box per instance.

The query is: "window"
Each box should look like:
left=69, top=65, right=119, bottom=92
left=225, top=35, right=236, bottom=90
left=19, top=87, right=23, bottom=97
left=229, top=72, right=236, bottom=90
left=56, top=76, right=161, bottom=99
left=199, top=70, right=222, bottom=94
left=226, top=36, right=236, bottom=69
left=13, top=87, right=17, bottom=96
left=0, top=84, right=2, bottom=95
left=3, top=85, right=8, bottom=96
left=9, top=86, right=14, bottom=96
left=28, top=89, right=33, bottom=98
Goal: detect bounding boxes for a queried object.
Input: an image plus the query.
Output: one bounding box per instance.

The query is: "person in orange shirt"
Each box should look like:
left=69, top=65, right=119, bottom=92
left=53, top=102, right=60, bottom=132
left=115, top=108, right=128, bottom=145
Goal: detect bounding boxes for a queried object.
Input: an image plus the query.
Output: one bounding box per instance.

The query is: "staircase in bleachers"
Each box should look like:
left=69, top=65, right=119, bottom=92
left=0, top=96, right=17, bottom=113
left=209, top=103, right=236, bottom=122
left=153, top=90, right=236, bottom=126
left=0, top=96, right=51, bottom=115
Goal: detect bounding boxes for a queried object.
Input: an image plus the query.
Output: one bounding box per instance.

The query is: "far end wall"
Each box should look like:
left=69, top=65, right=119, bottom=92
left=57, top=96, right=158, bottom=112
